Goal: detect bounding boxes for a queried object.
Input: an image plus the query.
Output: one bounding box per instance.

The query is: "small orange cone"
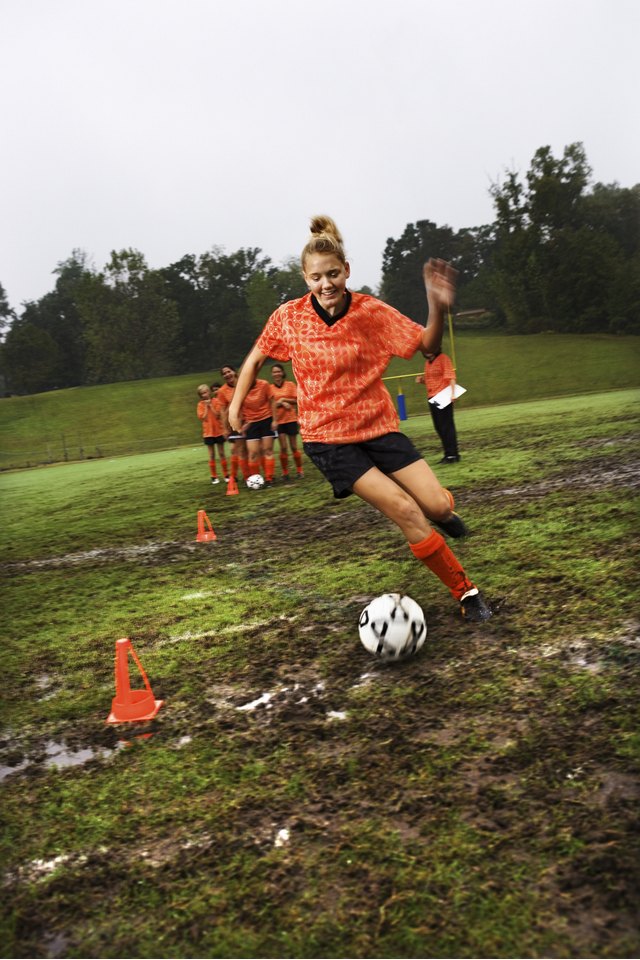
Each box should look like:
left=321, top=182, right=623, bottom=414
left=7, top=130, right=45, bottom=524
left=106, top=638, right=164, bottom=724
left=226, top=475, right=239, bottom=496
left=196, top=509, right=217, bottom=542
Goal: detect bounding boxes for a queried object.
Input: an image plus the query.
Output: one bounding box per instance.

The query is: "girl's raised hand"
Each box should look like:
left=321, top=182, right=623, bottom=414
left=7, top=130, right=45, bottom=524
left=423, top=258, right=457, bottom=310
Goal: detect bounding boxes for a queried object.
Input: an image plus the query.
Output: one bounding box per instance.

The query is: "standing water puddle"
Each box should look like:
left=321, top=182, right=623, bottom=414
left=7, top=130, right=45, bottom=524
left=44, top=740, right=112, bottom=770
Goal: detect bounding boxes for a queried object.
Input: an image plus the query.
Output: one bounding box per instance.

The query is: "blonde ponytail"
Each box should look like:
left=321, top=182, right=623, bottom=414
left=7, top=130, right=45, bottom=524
left=301, top=215, right=347, bottom=268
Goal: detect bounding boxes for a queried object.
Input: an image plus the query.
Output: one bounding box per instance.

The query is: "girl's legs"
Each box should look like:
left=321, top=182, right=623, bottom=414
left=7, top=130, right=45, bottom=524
left=278, top=432, right=291, bottom=478
left=246, top=438, right=262, bottom=478
left=231, top=438, right=250, bottom=482
left=260, top=436, right=275, bottom=483
left=351, top=466, right=490, bottom=620
left=289, top=434, right=304, bottom=477
left=206, top=445, right=219, bottom=482
left=216, top=442, right=229, bottom=481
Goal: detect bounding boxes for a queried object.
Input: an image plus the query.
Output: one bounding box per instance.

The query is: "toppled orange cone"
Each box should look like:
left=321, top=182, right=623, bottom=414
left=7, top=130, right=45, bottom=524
left=226, top=475, right=239, bottom=496
left=196, top=509, right=217, bottom=542
left=106, top=638, right=163, bottom=724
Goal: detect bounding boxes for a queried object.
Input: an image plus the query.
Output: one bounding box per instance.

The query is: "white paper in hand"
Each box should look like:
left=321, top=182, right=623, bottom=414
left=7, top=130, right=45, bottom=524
left=429, top=384, right=467, bottom=409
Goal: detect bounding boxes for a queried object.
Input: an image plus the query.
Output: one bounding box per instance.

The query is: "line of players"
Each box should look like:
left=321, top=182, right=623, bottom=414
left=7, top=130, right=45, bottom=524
left=196, top=363, right=304, bottom=488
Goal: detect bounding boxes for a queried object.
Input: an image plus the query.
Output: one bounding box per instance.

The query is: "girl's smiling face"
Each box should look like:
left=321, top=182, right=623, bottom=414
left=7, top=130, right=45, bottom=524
left=303, top=253, right=350, bottom=316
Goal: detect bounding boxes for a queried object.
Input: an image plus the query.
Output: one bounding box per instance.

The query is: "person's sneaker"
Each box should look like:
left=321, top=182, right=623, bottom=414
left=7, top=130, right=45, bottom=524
left=224, top=476, right=230, bottom=483
left=439, top=455, right=460, bottom=464
left=211, top=477, right=220, bottom=485
left=434, top=512, right=468, bottom=539
left=459, top=588, right=492, bottom=622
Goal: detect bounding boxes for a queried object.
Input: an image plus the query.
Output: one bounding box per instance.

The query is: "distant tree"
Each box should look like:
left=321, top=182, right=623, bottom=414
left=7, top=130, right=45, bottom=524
left=0, top=281, right=15, bottom=341
left=197, top=246, right=271, bottom=365
left=489, top=142, right=639, bottom=332
left=1, top=320, right=62, bottom=394
left=78, top=249, right=182, bottom=383
left=0, top=253, right=93, bottom=392
left=160, top=254, right=212, bottom=371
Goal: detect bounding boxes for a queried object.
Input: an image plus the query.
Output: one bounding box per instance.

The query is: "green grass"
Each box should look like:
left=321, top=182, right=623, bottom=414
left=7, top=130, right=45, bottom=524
left=1, top=332, right=638, bottom=468
left=1, top=389, right=639, bottom=958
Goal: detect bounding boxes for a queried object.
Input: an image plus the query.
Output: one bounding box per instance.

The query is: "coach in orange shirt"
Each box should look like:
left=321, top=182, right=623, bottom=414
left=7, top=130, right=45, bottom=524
left=416, top=350, right=460, bottom=464
left=229, top=216, right=491, bottom=623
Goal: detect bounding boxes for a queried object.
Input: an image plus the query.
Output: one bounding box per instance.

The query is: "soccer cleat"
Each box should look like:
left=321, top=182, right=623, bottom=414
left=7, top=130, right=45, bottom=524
left=439, top=455, right=460, bottom=464
left=434, top=512, right=468, bottom=539
left=459, top=589, right=492, bottom=623
left=211, top=477, right=220, bottom=485
left=224, top=476, right=230, bottom=483
left=296, top=470, right=304, bottom=478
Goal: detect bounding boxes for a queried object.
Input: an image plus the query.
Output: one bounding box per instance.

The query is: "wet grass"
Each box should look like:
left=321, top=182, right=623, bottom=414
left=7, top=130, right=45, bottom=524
left=1, top=390, right=639, bottom=957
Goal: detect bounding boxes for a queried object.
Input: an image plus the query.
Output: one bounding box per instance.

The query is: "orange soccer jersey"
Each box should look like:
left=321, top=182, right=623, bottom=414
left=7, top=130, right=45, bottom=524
left=256, top=292, right=423, bottom=444
left=269, top=380, right=298, bottom=426
left=197, top=398, right=224, bottom=438
left=241, top=379, right=273, bottom=424
left=423, top=353, right=455, bottom=399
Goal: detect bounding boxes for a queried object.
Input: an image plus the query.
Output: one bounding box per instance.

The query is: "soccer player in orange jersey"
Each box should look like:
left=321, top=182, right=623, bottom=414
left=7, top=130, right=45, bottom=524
left=239, top=377, right=278, bottom=486
left=229, top=217, right=491, bottom=622
left=269, top=363, right=304, bottom=480
left=216, top=365, right=251, bottom=483
left=196, top=384, right=229, bottom=484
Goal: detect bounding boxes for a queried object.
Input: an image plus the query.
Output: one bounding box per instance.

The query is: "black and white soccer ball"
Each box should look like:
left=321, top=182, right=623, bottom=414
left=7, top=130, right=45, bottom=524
left=246, top=474, right=265, bottom=490
left=358, top=593, right=427, bottom=660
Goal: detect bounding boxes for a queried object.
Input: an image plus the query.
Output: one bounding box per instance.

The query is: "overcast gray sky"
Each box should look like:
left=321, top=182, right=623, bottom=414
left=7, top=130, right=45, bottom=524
left=1, top=0, right=639, bottom=310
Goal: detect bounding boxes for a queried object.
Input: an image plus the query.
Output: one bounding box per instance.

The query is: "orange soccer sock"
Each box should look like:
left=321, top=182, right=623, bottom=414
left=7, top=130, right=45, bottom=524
left=241, top=458, right=251, bottom=481
left=208, top=459, right=218, bottom=479
left=279, top=452, right=289, bottom=476
left=409, top=529, right=474, bottom=601
left=248, top=457, right=261, bottom=477
left=293, top=450, right=303, bottom=474
left=264, top=455, right=275, bottom=482
left=220, top=456, right=229, bottom=478
left=230, top=454, right=239, bottom=479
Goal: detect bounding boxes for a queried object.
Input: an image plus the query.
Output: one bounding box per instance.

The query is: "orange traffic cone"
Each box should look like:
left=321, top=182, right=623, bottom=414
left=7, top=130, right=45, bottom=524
left=106, top=638, right=164, bottom=724
left=196, top=509, right=217, bottom=542
left=226, top=475, right=239, bottom=496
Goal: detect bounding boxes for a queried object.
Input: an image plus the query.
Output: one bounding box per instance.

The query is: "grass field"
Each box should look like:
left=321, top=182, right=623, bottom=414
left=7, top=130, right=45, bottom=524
left=1, top=332, right=639, bottom=469
left=1, top=389, right=639, bottom=958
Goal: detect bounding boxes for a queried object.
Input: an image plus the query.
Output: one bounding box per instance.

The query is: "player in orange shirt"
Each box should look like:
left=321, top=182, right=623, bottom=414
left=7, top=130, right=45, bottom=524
left=240, top=377, right=278, bottom=486
left=415, top=350, right=460, bottom=463
left=269, top=364, right=304, bottom=480
left=216, top=365, right=251, bottom=483
left=196, top=384, right=229, bottom=484
left=229, top=216, right=491, bottom=622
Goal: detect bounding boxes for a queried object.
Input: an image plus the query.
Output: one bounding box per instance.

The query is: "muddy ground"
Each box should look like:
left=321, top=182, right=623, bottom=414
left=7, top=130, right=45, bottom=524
left=2, top=451, right=640, bottom=958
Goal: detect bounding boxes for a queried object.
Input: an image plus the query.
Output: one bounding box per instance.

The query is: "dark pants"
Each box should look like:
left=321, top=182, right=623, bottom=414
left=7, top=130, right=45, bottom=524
left=429, top=402, right=459, bottom=459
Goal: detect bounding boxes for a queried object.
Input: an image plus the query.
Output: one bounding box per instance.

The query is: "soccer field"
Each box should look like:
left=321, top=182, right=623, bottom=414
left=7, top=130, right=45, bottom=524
left=1, top=391, right=639, bottom=958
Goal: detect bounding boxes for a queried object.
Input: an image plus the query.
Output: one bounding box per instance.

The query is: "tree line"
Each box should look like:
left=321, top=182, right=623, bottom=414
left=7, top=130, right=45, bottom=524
left=1, top=142, right=638, bottom=395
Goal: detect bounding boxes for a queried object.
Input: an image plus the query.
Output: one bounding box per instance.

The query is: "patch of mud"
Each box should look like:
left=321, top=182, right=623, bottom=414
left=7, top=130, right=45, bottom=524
left=1, top=539, right=200, bottom=573
left=489, top=457, right=640, bottom=499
